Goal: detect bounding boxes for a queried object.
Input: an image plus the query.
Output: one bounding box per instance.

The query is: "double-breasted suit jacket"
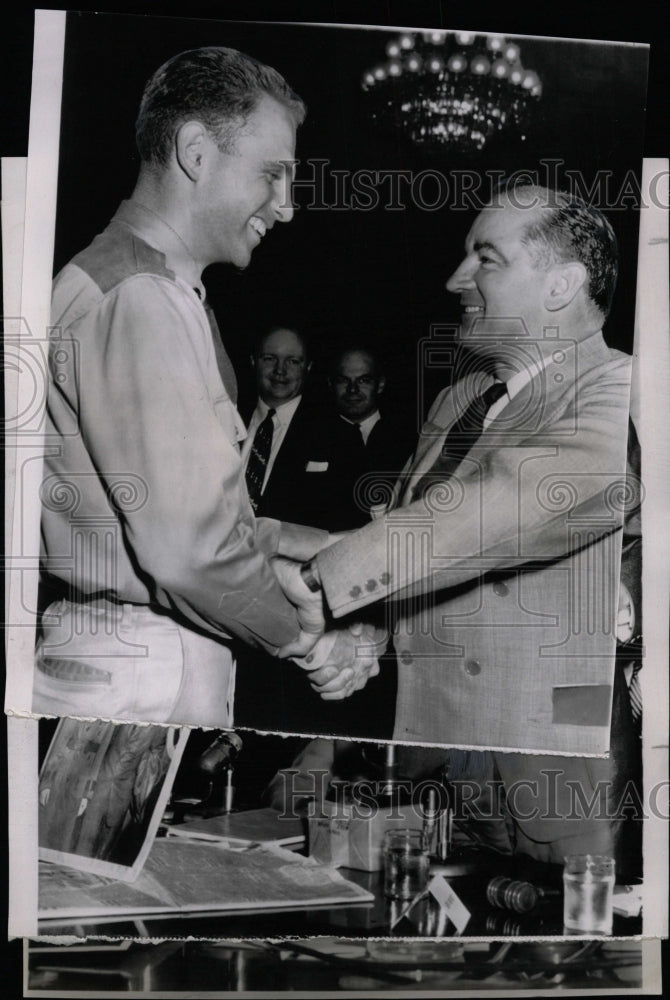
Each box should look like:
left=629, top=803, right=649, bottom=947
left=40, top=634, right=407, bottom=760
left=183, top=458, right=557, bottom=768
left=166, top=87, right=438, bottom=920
left=316, top=332, right=632, bottom=754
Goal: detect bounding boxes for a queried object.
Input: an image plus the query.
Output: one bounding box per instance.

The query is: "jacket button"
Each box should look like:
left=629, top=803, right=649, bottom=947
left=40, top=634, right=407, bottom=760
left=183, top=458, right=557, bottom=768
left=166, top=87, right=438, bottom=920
left=399, top=650, right=413, bottom=665
left=492, top=581, right=509, bottom=597
left=366, top=579, right=377, bottom=591
left=349, top=586, right=362, bottom=598
left=464, top=659, right=482, bottom=675
left=380, top=572, right=391, bottom=584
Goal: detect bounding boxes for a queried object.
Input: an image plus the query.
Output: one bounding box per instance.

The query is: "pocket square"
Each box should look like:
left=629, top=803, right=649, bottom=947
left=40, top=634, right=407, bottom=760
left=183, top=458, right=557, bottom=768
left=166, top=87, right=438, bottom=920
left=306, top=461, right=329, bottom=472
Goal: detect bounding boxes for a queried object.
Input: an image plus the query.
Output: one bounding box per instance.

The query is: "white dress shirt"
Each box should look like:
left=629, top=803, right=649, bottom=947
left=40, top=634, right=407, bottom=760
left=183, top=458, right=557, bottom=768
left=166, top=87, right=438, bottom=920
left=242, top=394, right=303, bottom=494
left=339, top=409, right=381, bottom=445
left=484, top=356, right=554, bottom=427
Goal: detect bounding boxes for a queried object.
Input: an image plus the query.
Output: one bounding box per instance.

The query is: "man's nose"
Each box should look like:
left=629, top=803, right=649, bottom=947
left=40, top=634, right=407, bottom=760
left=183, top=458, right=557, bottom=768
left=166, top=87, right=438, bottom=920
left=272, top=176, right=295, bottom=224
left=446, top=255, right=477, bottom=294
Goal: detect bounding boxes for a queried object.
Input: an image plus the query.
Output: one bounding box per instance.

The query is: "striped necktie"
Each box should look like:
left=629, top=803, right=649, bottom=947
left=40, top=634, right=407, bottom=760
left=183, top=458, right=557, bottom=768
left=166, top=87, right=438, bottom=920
left=412, top=380, right=507, bottom=501
left=245, top=409, right=275, bottom=512
left=628, top=662, right=642, bottom=731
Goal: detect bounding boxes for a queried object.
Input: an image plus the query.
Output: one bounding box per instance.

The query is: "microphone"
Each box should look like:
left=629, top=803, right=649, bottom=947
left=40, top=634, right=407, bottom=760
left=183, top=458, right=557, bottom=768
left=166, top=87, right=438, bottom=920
left=198, top=731, right=244, bottom=777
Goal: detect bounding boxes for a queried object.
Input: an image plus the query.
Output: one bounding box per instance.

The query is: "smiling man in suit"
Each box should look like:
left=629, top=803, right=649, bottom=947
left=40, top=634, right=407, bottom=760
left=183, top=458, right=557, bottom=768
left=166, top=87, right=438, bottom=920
left=283, top=185, right=633, bottom=756
left=242, top=325, right=318, bottom=523
left=273, top=184, right=638, bottom=864
left=322, top=345, right=417, bottom=529
left=237, top=326, right=394, bottom=736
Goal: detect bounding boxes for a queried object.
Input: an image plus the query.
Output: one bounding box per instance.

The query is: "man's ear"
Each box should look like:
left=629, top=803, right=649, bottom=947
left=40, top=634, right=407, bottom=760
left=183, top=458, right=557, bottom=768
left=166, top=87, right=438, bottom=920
left=377, top=375, right=386, bottom=395
left=544, top=262, right=588, bottom=312
left=175, top=121, right=208, bottom=181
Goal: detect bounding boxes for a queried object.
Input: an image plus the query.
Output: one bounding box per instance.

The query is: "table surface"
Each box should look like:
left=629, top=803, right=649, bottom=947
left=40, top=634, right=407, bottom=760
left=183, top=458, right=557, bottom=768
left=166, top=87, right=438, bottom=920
left=37, top=834, right=642, bottom=940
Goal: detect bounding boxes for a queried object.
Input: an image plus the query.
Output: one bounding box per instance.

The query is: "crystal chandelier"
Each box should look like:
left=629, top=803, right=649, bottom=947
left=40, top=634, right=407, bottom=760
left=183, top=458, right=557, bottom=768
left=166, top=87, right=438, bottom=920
left=362, top=30, right=543, bottom=153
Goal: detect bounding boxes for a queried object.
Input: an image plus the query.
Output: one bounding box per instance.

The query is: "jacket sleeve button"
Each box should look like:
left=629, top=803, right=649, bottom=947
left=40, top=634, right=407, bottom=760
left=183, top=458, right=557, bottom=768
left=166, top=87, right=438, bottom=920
left=492, top=581, right=509, bottom=597
left=366, top=579, right=377, bottom=591
left=464, top=659, right=482, bottom=675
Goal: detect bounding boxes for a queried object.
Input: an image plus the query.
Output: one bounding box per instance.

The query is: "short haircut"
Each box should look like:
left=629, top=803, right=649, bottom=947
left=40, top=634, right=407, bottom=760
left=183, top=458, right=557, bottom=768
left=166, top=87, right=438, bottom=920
left=136, top=46, right=306, bottom=166
left=504, top=184, right=618, bottom=318
left=329, top=343, right=383, bottom=377
left=253, top=325, right=309, bottom=360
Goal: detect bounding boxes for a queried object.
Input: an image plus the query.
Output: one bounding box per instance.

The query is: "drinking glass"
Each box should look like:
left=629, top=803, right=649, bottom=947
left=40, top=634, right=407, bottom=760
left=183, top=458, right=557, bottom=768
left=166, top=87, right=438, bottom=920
left=383, top=828, right=429, bottom=900
left=563, top=854, right=615, bottom=934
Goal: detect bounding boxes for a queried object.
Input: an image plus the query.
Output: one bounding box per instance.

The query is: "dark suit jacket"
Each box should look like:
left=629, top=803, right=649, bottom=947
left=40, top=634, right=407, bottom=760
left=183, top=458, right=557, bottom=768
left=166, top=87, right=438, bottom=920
left=254, top=399, right=331, bottom=528
left=314, top=412, right=417, bottom=531
left=235, top=400, right=409, bottom=738
left=255, top=403, right=416, bottom=532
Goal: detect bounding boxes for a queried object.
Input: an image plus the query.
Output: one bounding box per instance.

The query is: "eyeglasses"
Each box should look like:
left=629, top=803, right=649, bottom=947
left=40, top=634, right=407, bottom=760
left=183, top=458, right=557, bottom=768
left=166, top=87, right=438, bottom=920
left=258, top=355, right=306, bottom=370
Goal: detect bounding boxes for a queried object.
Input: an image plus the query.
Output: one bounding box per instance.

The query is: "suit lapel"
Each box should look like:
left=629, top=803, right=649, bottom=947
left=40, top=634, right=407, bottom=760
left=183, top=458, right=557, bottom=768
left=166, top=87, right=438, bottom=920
left=399, top=372, right=488, bottom=505
left=399, top=334, right=616, bottom=506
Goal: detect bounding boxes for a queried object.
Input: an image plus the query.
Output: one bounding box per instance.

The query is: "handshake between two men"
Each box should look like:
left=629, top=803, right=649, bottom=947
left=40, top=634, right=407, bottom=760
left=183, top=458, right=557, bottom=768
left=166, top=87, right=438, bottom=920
left=270, top=550, right=387, bottom=702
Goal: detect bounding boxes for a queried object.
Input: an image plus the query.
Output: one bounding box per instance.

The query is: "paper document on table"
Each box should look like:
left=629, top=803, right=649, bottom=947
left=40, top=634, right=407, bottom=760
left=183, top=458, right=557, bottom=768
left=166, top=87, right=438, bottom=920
left=165, top=808, right=305, bottom=849
left=38, top=839, right=373, bottom=924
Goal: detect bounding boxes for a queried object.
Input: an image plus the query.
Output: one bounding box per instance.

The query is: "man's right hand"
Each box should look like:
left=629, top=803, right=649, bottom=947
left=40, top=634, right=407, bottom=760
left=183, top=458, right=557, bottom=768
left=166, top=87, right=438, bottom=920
left=271, top=556, right=326, bottom=657
left=292, top=622, right=387, bottom=700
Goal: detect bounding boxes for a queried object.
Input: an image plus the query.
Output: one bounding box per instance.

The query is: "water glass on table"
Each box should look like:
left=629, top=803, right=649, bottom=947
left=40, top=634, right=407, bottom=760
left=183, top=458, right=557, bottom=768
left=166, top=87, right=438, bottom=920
left=383, top=828, right=430, bottom=901
left=563, top=854, right=615, bottom=934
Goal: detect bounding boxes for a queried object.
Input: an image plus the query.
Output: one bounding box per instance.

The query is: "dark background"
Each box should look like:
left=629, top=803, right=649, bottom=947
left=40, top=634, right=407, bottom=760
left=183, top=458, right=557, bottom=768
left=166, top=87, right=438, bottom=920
left=1, top=2, right=668, bottom=996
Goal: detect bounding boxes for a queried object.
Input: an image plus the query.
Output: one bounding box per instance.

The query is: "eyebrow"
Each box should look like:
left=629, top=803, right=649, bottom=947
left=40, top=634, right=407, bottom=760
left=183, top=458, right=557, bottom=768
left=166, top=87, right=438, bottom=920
left=264, top=159, right=297, bottom=181
left=472, top=239, right=509, bottom=265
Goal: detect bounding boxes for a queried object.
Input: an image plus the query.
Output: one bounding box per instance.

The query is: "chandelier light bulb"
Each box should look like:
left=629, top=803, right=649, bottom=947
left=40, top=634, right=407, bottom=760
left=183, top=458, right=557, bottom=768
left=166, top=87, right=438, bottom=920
left=406, top=54, right=422, bottom=71
left=386, top=41, right=401, bottom=58
left=522, top=70, right=540, bottom=89
left=470, top=55, right=491, bottom=75
left=428, top=56, right=444, bottom=72
left=429, top=30, right=447, bottom=45
left=388, top=60, right=402, bottom=77
left=373, top=65, right=387, bottom=81
left=399, top=33, right=415, bottom=50
left=510, top=67, right=524, bottom=84
left=447, top=53, right=467, bottom=73
left=492, top=59, right=510, bottom=78
left=504, top=43, right=521, bottom=63
left=486, top=35, right=505, bottom=52
left=455, top=31, right=475, bottom=45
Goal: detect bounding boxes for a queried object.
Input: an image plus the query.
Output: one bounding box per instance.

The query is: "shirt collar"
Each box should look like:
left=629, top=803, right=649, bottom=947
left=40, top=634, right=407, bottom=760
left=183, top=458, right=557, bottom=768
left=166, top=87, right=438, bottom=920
left=340, top=410, right=380, bottom=432
left=483, top=355, right=554, bottom=428
left=503, top=355, right=553, bottom=402
left=112, top=199, right=203, bottom=292
left=257, top=394, right=302, bottom=425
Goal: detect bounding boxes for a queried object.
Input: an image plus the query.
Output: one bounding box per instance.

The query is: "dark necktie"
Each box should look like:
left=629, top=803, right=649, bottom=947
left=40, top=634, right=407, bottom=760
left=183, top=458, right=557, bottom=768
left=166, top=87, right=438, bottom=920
left=245, top=409, right=275, bottom=512
left=412, top=380, right=507, bottom=501
left=350, top=422, right=365, bottom=448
